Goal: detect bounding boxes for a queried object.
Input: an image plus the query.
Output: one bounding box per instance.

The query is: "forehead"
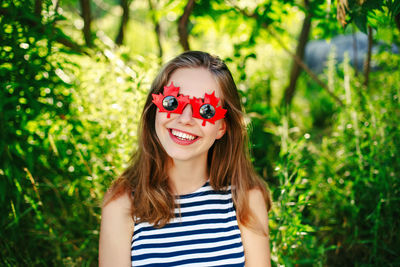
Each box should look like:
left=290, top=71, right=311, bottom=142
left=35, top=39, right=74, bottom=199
left=167, top=68, right=222, bottom=98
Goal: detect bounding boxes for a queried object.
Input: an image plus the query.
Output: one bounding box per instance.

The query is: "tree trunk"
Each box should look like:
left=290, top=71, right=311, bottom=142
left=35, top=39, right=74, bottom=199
left=34, top=0, right=43, bottom=18
left=155, top=23, right=163, bottom=60
left=80, top=0, right=92, bottom=47
left=395, top=13, right=400, bottom=33
left=232, top=2, right=343, bottom=106
left=148, top=0, right=163, bottom=62
left=352, top=28, right=359, bottom=76
left=363, top=26, right=373, bottom=88
left=178, top=0, right=195, bottom=51
left=281, top=1, right=312, bottom=107
left=115, top=0, right=131, bottom=45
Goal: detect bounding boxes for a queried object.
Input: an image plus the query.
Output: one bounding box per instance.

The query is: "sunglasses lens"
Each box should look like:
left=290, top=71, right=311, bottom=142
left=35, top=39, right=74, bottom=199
left=162, top=96, right=178, bottom=111
left=199, top=104, right=215, bottom=119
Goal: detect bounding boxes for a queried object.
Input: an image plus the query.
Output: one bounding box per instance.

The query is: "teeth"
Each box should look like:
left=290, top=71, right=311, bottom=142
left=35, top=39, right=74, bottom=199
left=171, top=129, right=196, bottom=141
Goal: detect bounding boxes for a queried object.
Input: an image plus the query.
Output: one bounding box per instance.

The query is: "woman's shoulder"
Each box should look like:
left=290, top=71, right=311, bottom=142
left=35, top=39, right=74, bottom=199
left=248, top=182, right=272, bottom=212
left=99, top=188, right=134, bottom=266
left=240, top=187, right=270, bottom=231
left=102, top=187, right=133, bottom=217
left=247, top=187, right=267, bottom=204
left=100, top=187, right=134, bottom=242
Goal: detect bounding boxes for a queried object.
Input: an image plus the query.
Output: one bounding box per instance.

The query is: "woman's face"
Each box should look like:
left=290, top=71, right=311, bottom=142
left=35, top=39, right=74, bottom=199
left=155, top=67, right=226, bottom=162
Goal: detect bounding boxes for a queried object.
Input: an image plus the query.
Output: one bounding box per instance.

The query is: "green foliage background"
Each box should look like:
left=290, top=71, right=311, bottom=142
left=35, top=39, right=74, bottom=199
left=1, top=0, right=400, bottom=266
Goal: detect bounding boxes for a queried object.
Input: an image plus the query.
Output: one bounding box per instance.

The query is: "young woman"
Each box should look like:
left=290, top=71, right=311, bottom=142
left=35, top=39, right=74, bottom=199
left=99, top=51, right=272, bottom=266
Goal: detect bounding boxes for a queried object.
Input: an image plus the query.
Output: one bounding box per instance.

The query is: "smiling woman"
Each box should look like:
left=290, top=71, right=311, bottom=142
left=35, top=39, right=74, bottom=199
left=99, top=51, right=272, bottom=267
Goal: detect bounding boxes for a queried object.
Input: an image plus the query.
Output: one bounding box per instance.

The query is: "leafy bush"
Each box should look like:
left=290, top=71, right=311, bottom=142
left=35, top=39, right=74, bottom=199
left=251, top=52, right=400, bottom=266
left=310, top=54, right=400, bottom=265
left=0, top=1, right=149, bottom=264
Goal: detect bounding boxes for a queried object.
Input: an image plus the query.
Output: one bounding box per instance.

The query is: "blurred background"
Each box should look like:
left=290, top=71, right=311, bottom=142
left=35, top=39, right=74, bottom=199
left=1, top=0, right=400, bottom=265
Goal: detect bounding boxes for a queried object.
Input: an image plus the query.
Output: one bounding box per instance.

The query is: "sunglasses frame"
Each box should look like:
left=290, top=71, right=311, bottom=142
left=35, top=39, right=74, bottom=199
left=152, top=82, right=227, bottom=126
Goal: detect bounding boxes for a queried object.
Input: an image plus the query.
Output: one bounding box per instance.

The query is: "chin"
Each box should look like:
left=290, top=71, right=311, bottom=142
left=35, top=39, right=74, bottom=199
left=166, top=149, right=205, bottom=163
left=167, top=153, right=195, bottom=162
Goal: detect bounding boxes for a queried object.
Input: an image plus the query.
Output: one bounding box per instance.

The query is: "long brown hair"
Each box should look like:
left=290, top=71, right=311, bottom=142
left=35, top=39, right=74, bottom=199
left=109, top=51, right=271, bottom=228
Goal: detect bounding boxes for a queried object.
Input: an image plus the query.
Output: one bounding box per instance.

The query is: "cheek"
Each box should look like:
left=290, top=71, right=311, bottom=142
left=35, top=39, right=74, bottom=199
left=155, top=113, right=163, bottom=137
left=155, top=112, right=176, bottom=135
left=203, top=122, right=222, bottom=139
left=155, top=111, right=168, bottom=125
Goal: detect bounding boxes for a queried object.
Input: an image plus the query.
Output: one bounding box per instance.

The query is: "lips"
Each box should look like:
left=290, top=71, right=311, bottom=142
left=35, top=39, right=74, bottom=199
left=168, top=128, right=199, bottom=145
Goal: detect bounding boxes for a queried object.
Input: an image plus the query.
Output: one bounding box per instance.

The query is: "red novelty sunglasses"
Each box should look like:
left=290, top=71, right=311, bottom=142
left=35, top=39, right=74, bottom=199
left=152, top=82, right=227, bottom=126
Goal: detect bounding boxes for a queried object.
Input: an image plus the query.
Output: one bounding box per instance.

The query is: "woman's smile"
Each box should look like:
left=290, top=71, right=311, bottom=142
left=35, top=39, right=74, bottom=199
left=168, top=128, right=199, bottom=145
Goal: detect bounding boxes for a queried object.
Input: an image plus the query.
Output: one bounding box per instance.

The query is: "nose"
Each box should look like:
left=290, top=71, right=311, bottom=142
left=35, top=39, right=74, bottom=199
left=177, top=104, right=194, bottom=125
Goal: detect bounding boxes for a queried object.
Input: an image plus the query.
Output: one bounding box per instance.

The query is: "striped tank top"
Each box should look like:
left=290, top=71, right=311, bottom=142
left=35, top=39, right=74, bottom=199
left=131, top=181, right=245, bottom=266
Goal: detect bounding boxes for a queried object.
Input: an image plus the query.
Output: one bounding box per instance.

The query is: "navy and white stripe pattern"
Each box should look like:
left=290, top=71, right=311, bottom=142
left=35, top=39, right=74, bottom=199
left=131, top=182, right=245, bottom=266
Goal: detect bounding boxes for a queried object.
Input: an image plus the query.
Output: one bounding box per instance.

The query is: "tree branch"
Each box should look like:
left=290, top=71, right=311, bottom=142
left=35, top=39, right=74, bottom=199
left=34, top=0, right=43, bottom=18
left=396, top=13, right=400, bottom=33
left=178, top=0, right=195, bottom=51
left=55, top=35, right=84, bottom=53
left=1, top=2, right=83, bottom=53
left=148, top=0, right=163, bottom=62
left=80, top=0, right=93, bottom=47
left=115, top=0, right=132, bottom=45
left=282, top=0, right=312, bottom=106
left=231, top=4, right=344, bottom=106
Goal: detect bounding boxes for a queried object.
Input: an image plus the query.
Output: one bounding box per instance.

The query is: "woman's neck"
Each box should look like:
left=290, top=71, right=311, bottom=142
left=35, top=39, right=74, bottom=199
left=167, top=155, right=208, bottom=196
